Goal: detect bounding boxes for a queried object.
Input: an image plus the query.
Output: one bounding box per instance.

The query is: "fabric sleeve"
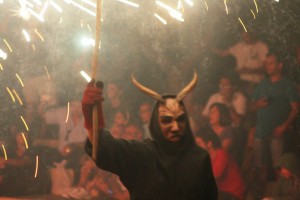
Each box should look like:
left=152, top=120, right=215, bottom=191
left=203, top=152, right=219, bottom=200
left=85, top=129, right=149, bottom=181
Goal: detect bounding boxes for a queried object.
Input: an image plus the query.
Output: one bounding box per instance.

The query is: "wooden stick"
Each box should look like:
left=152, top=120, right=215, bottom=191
left=92, top=0, right=103, bottom=161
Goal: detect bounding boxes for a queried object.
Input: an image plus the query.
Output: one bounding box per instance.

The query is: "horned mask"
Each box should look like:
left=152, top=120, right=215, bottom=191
left=131, top=71, right=198, bottom=113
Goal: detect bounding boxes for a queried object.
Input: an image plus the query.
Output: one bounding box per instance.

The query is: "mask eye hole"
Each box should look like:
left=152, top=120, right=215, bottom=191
left=177, top=114, right=186, bottom=123
left=160, top=116, right=173, bottom=125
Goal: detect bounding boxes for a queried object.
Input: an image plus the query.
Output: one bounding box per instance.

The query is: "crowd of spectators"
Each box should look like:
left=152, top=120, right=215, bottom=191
left=1, top=30, right=300, bottom=200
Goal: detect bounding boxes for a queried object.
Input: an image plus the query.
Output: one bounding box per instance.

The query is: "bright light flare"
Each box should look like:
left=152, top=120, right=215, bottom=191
left=40, top=1, right=49, bottom=16
left=81, top=37, right=95, bottom=46
left=154, top=13, right=167, bottom=25
left=156, top=1, right=183, bottom=18
left=27, top=8, right=45, bottom=22
left=32, top=0, right=42, bottom=6
left=81, top=0, right=96, bottom=8
left=22, top=29, right=31, bottom=42
left=117, top=0, right=139, bottom=8
left=49, top=0, right=63, bottom=13
left=64, top=0, right=96, bottom=16
left=21, top=132, right=29, bottom=149
left=2, top=145, right=7, bottom=160
left=169, top=11, right=184, bottom=22
left=0, top=49, right=7, bottom=60
left=80, top=71, right=91, bottom=82
left=224, top=0, right=228, bottom=14
left=184, top=0, right=193, bottom=7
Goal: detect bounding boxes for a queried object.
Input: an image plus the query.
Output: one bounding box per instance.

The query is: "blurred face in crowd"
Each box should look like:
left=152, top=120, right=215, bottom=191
left=279, top=167, right=292, bottom=179
left=158, top=99, right=187, bottom=143
left=123, top=125, right=142, bottom=140
left=264, top=54, right=283, bottom=76
left=219, top=78, right=234, bottom=98
left=114, top=111, right=128, bottom=126
left=139, top=103, right=152, bottom=124
left=106, top=83, right=121, bottom=100
left=209, top=106, right=221, bottom=126
left=110, top=124, right=123, bottom=138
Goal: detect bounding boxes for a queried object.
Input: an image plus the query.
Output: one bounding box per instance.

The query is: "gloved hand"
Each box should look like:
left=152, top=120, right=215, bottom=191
left=82, top=79, right=105, bottom=131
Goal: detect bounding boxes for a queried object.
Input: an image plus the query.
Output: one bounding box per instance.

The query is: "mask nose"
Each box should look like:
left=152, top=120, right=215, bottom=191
left=171, top=121, right=180, bottom=132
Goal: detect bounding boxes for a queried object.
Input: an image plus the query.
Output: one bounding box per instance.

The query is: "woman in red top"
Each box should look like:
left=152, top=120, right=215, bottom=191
left=196, top=130, right=246, bottom=200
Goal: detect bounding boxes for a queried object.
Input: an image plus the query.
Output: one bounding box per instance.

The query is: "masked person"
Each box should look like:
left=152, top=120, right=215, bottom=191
left=82, top=72, right=218, bottom=200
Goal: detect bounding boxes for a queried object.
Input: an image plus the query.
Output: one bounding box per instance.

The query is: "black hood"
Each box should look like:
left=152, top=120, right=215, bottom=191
left=149, top=95, right=195, bottom=155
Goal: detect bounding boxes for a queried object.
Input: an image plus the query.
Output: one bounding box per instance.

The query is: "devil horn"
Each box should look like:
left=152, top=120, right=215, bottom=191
left=176, top=70, right=198, bottom=101
left=131, top=74, right=165, bottom=103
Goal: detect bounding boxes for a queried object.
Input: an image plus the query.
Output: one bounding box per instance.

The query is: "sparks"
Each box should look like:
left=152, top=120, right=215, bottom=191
left=44, top=65, right=51, bottom=80
left=253, top=0, right=258, bottom=13
left=64, top=0, right=96, bottom=16
left=3, top=39, right=12, bottom=52
left=12, top=89, right=23, bottom=105
left=34, top=155, right=39, bottom=178
left=117, top=0, right=139, bottom=8
left=2, top=145, right=7, bottom=160
left=169, top=11, right=184, bottom=22
left=22, top=29, right=31, bottom=42
left=224, top=0, right=228, bottom=14
left=65, top=101, right=70, bottom=123
left=6, top=87, right=15, bottom=102
left=250, top=9, right=256, bottom=19
left=204, top=1, right=208, bottom=11
left=27, top=8, right=45, bottom=22
left=0, top=63, right=3, bottom=70
left=40, top=1, right=49, bottom=16
left=184, top=0, right=193, bottom=7
left=156, top=1, right=183, bottom=18
left=154, top=13, right=167, bottom=25
left=16, top=73, right=24, bottom=87
left=238, top=17, right=247, bottom=32
left=81, top=0, right=96, bottom=8
left=21, top=132, right=29, bottom=149
left=34, top=29, right=45, bottom=41
left=20, top=115, right=29, bottom=131
left=0, top=49, right=7, bottom=60
left=80, top=70, right=92, bottom=82
left=49, top=0, right=63, bottom=13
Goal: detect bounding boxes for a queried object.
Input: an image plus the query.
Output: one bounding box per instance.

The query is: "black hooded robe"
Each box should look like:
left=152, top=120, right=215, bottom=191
left=85, top=99, right=218, bottom=200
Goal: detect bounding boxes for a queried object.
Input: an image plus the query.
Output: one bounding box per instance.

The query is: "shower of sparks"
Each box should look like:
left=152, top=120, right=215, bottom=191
left=49, top=0, right=63, bottom=13
left=169, top=11, right=184, bottom=22
left=44, top=65, right=51, bottom=80
left=204, top=1, right=208, bottom=11
left=21, top=132, right=29, bottom=149
left=22, top=29, right=31, bottom=42
left=81, top=0, right=96, bottom=8
left=20, top=115, right=29, bottom=131
left=0, top=63, right=3, bottom=70
left=12, top=89, right=24, bottom=105
left=250, top=9, right=256, bottom=19
left=0, top=49, right=7, bottom=60
left=64, top=0, right=96, bottom=16
left=253, top=0, right=258, bottom=13
left=2, top=145, right=7, bottom=160
left=184, top=0, right=193, bottom=7
left=156, top=1, right=183, bottom=18
left=80, top=70, right=92, bottom=82
left=117, top=0, right=140, bottom=8
left=16, top=73, right=25, bottom=87
left=32, top=0, right=43, bottom=6
left=154, top=13, right=167, bottom=25
left=27, top=8, right=45, bottom=22
left=65, top=101, right=70, bottom=123
left=6, top=87, right=16, bottom=102
left=34, top=155, right=39, bottom=178
left=224, top=0, right=228, bottom=14
left=238, top=17, right=247, bottom=32
left=40, top=1, right=49, bottom=16
left=3, top=39, right=12, bottom=52
left=34, top=29, right=45, bottom=42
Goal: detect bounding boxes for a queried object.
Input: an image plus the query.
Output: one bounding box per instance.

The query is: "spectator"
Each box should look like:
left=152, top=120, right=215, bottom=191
left=202, top=74, right=247, bottom=127
left=250, top=51, right=300, bottom=192
left=212, top=31, right=269, bottom=94
left=138, top=101, right=152, bottom=139
left=195, top=130, right=245, bottom=200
